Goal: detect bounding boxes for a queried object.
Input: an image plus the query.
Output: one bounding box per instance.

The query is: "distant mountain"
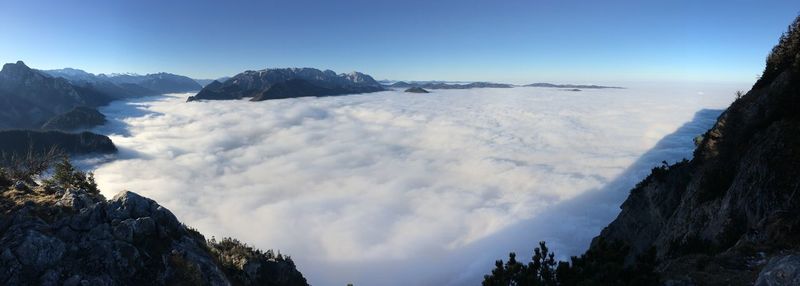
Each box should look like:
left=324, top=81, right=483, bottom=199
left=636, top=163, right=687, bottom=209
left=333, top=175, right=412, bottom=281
left=100, top=72, right=201, bottom=94
left=41, top=106, right=107, bottom=131
left=187, top=68, right=384, bottom=102
left=0, top=61, right=114, bottom=129
left=404, top=87, right=429, bottom=93
left=194, top=77, right=231, bottom=87
left=43, top=68, right=158, bottom=98
left=387, top=81, right=513, bottom=89
left=44, top=69, right=202, bottom=95
left=525, top=82, right=623, bottom=89
left=0, top=130, right=116, bottom=157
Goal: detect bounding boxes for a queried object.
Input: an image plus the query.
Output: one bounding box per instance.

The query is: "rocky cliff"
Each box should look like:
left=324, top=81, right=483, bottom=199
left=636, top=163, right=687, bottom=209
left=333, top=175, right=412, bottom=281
left=0, top=162, right=308, bottom=286
left=589, top=15, right=800, bottom=285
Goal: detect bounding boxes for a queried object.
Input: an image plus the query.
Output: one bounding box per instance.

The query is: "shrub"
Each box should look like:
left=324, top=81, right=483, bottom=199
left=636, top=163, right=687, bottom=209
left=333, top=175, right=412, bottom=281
left=484, top=241, right=659, bottom=286
left=44, top=158, right=99, bottom=195
left=0, top=147, right=63, bottom=181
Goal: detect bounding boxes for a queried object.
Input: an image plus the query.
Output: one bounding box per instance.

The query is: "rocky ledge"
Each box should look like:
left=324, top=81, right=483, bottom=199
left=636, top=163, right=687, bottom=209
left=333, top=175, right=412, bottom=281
left=0, top=166, right=307, bottom=286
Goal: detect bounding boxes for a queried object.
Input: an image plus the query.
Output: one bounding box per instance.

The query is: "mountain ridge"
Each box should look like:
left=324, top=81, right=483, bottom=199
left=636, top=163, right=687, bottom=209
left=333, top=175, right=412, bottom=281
left=582, top=14, right=800, bottom=285
left=0, top=61, right=113, bottom=130
left=188, top=67, right=384, bottom=102
left=44, top=68, right=201, bottom=95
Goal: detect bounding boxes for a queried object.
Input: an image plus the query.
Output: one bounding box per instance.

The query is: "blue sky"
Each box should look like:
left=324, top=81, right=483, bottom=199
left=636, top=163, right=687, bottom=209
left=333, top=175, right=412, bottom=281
left=0, top=0, right=797, bottom=83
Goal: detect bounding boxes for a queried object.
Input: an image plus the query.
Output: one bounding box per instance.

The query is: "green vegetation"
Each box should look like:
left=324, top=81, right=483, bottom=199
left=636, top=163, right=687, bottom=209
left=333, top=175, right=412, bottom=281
left=43, top=158, right=99, bottom=195
left=207, top=237, right=307, bottom=286
left=483, top=241, right=658, bottom=286
left=0, top=147, right=63, bottom=182
left=757, top=16, right=800, bottom=88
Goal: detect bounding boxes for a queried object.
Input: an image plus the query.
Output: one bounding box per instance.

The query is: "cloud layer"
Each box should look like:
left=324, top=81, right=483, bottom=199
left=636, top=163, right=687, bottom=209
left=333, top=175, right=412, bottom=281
left=87, top=84, right=741, bottom=285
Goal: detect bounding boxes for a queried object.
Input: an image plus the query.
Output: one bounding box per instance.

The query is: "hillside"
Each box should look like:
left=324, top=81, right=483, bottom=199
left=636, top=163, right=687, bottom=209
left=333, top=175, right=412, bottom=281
left=41, top=107, right=107, bottom=131
left=588, top=15, right=800, bottom=285
left=0, top=130, right=117, bottom=158
left=0, top=160, right=307, bottom=285
left=0, top=61, right=113, bottom=129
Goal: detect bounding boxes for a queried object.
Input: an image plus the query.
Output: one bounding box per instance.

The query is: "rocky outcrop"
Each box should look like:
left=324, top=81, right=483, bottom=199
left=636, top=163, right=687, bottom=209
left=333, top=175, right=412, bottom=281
left=756, top=254, right=800, bottom=286
left=41, top=107, right=107, bottom=131
left=0, top=178, right=307, bottom=285
left=587, top=15, right=800, bottom=285
left=187, top=68, right=384, bottom=102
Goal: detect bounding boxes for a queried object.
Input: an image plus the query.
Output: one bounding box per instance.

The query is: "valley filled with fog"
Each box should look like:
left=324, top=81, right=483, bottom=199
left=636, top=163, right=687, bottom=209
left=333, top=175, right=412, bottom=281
left=86, top=85, right=743, bottom=285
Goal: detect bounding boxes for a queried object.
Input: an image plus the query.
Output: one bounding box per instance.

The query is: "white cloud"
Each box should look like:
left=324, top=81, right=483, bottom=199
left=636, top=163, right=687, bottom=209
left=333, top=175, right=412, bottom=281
left=86, top=84, right=742, bottom=285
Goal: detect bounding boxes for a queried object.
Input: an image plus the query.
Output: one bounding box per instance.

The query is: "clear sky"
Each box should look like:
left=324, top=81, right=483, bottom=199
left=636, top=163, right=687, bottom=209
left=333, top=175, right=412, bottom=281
left=0, top=0, right=797, bottom=84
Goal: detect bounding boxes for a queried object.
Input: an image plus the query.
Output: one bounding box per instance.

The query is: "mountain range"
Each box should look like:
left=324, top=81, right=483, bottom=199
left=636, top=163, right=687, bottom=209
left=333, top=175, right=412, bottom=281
left=386, top=81, right=514, bottom=89
left=1, top=61, right=202, bottom=131
left=43, top=68, right=202, bottom=96
left=0, top=61, right=113, bottom=130
left=524, top=83, right=623, bottom=89
left=187, top=68, right=384, bottom=102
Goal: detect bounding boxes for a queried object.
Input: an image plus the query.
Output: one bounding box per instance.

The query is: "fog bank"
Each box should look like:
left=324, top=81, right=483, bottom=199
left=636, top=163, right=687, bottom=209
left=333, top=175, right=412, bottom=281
left=88, top=84, right=742, bottom=285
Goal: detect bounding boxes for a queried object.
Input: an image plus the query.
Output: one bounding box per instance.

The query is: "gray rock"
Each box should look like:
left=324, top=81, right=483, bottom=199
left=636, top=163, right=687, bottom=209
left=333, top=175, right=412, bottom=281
left=13, top=180, right=27, bottom=191
left=13, top=230, right=65, bottom=269
left=56, top=189, right=96, bottom=209
left=106, top=191, right=154, bottom=220
left=755, top=255, right=800, bottom=286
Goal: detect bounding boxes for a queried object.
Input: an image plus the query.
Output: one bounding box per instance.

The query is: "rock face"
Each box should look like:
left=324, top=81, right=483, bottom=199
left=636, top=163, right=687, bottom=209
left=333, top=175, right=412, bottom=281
left=41, top=107, right=107, bottom=131
left=0, top=130, right=117, bottom=156
left=404, top=87, right=429, bottom=93
left=187, top=68, right=384, bottom=102
left=388, top=81, right=512, bottom=89
left=588, top=16, right=800, bottom=285
left=0, top=61, right=113, bottom=129
left=755, top=254, right=800, bottom=286
left=0, top=180, right=308, bottom=285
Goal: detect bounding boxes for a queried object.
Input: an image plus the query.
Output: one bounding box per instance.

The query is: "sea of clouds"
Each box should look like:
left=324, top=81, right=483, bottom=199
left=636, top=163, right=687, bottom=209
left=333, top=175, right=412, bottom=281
left=87, top=84, right=744, bottom=285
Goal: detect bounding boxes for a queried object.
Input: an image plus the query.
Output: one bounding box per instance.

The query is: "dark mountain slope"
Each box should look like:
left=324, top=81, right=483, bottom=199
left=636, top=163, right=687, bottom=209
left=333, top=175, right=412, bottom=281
left=0, top=130, right=116, bottom=157
left=0, top=61, right=113, bottom=129
left=587, top=15, right=800, bottom=285
left=41, top=107, right=107, bottom=131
